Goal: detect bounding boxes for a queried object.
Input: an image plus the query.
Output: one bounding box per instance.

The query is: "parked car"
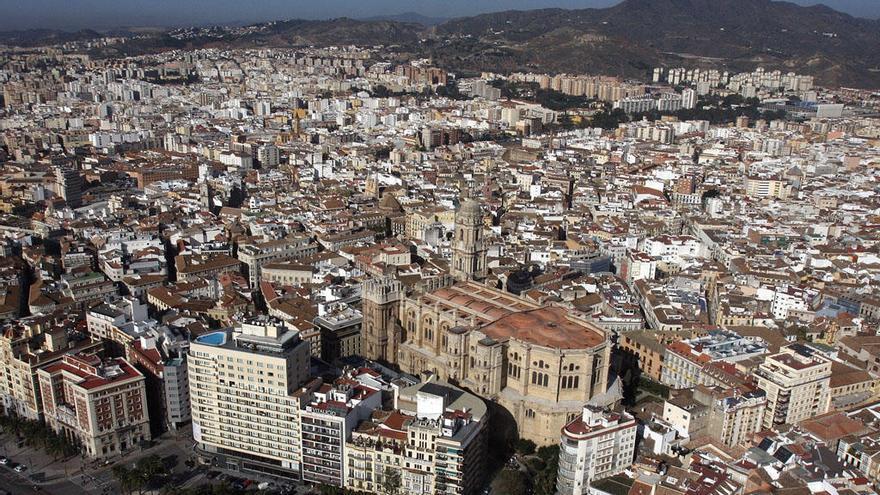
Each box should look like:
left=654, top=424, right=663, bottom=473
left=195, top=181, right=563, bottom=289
left=0, top=456, right=8, bottom=465
left=15, top=464, right=27, bottom=472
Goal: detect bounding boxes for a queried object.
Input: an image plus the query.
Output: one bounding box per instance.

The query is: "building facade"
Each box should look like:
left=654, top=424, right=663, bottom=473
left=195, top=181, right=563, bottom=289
left=37, top=354, right=151, bottom=459
left=344, top=379, right=488, bottom=495
left=450, top=199, right=487, bottom=282
left=754, top=344, right=831, bottom=429
left=361, top=277, right=404, bottom=363
left=188, top=317, right=311, bottom=479
left=390, top=281, right=611, bottom=445
left=556, top=405, right=638, bottom=495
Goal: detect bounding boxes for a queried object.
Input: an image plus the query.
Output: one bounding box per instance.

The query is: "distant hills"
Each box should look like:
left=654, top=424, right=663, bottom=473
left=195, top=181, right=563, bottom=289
left=434, top=0, right=880, bottom=88
left=0, top=28, right=103, bottom=46
left=2, top=0, right=879, bottom=88
left=361, top=12, right=447, bottom=27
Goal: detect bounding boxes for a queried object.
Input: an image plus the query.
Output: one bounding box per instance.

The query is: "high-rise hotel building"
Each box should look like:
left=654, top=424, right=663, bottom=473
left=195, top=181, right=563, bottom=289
left=189, top=316, right=310, bottom=479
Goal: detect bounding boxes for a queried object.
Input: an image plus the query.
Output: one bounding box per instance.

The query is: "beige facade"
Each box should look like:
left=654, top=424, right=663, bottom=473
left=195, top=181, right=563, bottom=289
left=744, top=177, right=789, bottom=199
left=450, top=199, right=487, bottom=282
left=619, top=331, right=665, bottom=382
left=361, top=277, right=403, bottom=363
left=345, top=380, right=488, bottom=495
left=0, top=316, right=100, bottom=421
left=391, top=282, right=610, bottom=445
left=238, top=235, right=317, bottom=288
left=755, top=345, right=831, bottom=429
left=406, top=207, right=454, bottom=241
left=188, top=318, right=311, bottom=478
left=705, top=388, right=766, bottom=448
left=261, top=262, right=314, bottom=286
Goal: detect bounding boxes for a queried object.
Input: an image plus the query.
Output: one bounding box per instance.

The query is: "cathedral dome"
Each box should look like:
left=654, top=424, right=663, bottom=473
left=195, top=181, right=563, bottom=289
left=378, top=193, right=403, bottom=213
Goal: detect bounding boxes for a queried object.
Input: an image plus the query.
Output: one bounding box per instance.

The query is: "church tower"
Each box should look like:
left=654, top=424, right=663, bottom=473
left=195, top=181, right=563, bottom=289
left=451, top=198, right=488, bottom=282
left=361, top=277, right=404, bottom=363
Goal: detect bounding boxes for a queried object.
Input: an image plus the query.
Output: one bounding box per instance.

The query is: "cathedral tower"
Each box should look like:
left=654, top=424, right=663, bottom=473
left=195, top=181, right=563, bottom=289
left=361, top=277, right=404, bottom=363
left=451, top=198, right=488, bottom=282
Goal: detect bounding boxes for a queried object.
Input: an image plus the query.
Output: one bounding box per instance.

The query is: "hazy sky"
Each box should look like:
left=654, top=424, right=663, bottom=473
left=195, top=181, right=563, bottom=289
left=0, top=0, right=878, bottom=31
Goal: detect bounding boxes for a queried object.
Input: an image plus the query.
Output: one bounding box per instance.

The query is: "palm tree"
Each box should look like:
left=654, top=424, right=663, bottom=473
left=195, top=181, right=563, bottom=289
left=136, top=455, right=165, bottom=490
left=112, top=465, right=134, bottom=495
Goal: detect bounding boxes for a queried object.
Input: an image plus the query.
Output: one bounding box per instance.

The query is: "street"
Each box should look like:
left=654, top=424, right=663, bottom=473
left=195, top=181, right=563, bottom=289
left=0, top=428, right=198, bottom=495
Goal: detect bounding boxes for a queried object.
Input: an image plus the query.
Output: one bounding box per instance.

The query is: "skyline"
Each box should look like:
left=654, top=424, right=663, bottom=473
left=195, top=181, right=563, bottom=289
left=0, top=0, right=879, bottom=32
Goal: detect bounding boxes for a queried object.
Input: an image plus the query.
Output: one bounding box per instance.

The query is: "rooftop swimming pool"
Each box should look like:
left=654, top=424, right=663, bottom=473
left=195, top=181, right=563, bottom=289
left=195, top=332, right=227, bottom=346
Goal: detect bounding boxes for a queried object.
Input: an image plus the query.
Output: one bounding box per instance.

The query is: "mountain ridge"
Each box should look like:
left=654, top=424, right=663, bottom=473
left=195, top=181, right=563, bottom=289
left=432, top=0, right=880, bottom=87
left=2, top=1, right=878, bottom=88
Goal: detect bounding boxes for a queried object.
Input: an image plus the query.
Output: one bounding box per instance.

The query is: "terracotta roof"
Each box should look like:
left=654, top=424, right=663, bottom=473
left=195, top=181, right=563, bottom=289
left=480, top=306, right=605, bottom=349
left=800, top=412, right=868, bottom=443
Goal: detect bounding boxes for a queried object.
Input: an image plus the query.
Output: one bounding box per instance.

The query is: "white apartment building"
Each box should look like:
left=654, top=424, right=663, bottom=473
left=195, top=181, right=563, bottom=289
left=299, top=381, right=381, bottom=487
left=86, top=296, right=150, bottom=342
left=703, top=388, right=766, bottom=448
left=189, top=317, right=311, bottom=479
left=641, top=235, right=704, bottom=266
left=660, top=330, right=768, bottom=389
left=556, top=405, right=637, bottom=495
left=771, top=286, right=812, bottom=320
left=257, top=143, right=280, bottom=167
left=238, top=236, right=318, bottom=288
left=623, top=250, right=657, bottom=285
left=218, top=150, right=253, bottom=169
left=754, top=344, right=831, bottom=429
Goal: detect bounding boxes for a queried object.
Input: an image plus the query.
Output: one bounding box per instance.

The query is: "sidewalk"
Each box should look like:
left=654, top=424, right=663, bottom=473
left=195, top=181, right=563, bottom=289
left=0, top=427, right=196, bottom=491
left=0, top=428, right=85, bottom=483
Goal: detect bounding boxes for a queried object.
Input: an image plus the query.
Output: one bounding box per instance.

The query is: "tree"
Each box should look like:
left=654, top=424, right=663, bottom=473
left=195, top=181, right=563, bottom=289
left=491, top=468, right=528, bottom=495
left=0, top=414, right=78, bottom=460
left=319, top=485, right=343, bottom=495
left=533, top=445, right=560, bottom=495
left=515, top=438, right=536, bottom=455
left=591, top=108, right=629, bottom=129
left=135, top=454, right=166, bottom=490
left=381, top=466, right=402, bottom=495
left=112, top=465, right=137, bottom=495
left=372, top=85, right=391, bottom=98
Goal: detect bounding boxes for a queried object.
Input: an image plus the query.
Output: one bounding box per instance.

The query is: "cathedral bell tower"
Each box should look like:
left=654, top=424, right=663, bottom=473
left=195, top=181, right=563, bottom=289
left=451, top=198, right=488, bottom=282
left=361, top=277, right=404, bottom=363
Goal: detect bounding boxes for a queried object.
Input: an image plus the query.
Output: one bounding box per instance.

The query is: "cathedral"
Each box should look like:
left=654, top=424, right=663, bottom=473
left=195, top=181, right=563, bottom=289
left=362, top=198, right=612, bottom=445
left=450, top=197, right=487, bottom=282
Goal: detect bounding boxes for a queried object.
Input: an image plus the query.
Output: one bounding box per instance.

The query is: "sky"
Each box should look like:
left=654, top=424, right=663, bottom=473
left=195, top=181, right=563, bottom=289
left=0, top=0, right=878, bottom=31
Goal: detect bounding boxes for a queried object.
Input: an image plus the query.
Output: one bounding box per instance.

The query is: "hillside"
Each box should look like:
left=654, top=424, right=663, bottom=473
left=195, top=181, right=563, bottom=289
left=435, top=0, right=880, bottom=87
left=0, top=29, right=103, bottom=46
left=3, top=0, right=879, bottom=88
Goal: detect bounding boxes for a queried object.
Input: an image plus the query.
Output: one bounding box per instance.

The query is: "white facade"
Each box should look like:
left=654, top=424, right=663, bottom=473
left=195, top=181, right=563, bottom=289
left=556, top=406, right=637, bottom=495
